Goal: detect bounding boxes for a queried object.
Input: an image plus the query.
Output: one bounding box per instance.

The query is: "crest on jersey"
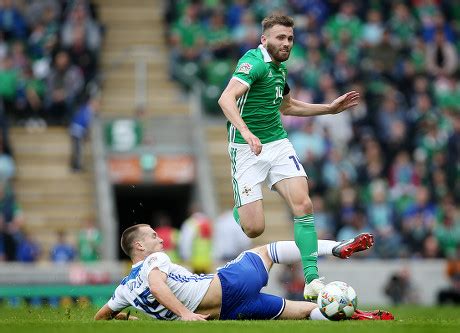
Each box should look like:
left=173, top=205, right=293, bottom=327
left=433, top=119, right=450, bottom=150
left=268, top=70, right=273, bottom=78
left=147, top=256, right=157, bottom=266
left=237, top=62, right=252, bottom=75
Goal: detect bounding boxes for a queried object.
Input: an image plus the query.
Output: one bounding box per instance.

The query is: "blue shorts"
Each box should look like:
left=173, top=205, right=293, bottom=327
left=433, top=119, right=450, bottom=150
left=217, top=251, right=286, bottom=320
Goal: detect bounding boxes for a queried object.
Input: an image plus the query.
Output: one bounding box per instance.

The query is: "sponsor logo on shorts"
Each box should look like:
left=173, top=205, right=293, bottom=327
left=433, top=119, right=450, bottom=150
left=237, top=63, right=252, bottom=75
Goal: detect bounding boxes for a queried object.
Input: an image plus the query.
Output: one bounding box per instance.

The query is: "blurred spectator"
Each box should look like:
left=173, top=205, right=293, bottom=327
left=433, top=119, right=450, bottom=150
left=425, top=29, right=458, bottom=77
left=364, top=29, right=399, bottom=79
left=435, top=196, right=460, bottom=258
left=310, top=195, right=333, bottom=240
left=324, top=1, right=362, bottom=47
left=446, top=112, right=460, bottom=200
left=0, top=0, right=27, bottom=39
left=67, top=25, right=97, bottom=83
left=78, top=219, right=101, bottom=262
left=0, top=181, right=23, bottom=261
left=17, top=64, right=46, bottom=128
left=322, top=147, right=356, bottom=189
left=388, top=2, right=418, bottom=49
left=438, top=247, right=460, bottom=304
left=153, top=211, right=179, bottom=263
left=61, top=1, right=101, bottom=52
left=27, top=3, right=59, bottom=61
left=16, top=229, right=40, bottom=262
left=46, top=50, right=84, bottom=125
left=69, top=94, right=99, bottom=171
left=204, top=10, right=233, bottom=60
left=232, top=10, right=259, bottom=57
left=226, top=0, right=250, bottom=30
left=169, top=3, right=205, bottom=83
left=376, top=93, right=408, bottom=153
left=361, top=9, right=384, bottom=47
left=213, top=209, right=251, bottom=262
left=288, top=119, right=326, bottom=163
left=0, top=131, right=14, bottom=181
left=401, top=186, right=437, bottom=256
left=50, top=230, right=76, bottom=263
left=366, top=180, right=402, bottom=258
left=384, top=268, right=419, bottom=305
left=356, top=137, right=386, bottom=185
left=178, top=206, right=212, bottom=274
left=0, top=55, right=19, bottom=119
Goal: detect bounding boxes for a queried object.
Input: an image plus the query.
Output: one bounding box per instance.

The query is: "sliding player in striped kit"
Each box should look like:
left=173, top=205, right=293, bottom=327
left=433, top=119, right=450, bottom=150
left=95, top=224, right=393, bottom=321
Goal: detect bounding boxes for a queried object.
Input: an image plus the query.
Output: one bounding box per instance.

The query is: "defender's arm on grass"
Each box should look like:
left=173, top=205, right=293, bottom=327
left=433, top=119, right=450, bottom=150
left=280, top=91, right=360, bottom=117
left=94, top=305, right=138, bottom=320
left=148, top=268, right=210, bottom=321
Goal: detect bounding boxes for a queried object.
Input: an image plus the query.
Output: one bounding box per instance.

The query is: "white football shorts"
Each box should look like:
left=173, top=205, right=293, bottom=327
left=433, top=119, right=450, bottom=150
left=228, top=138, right=307, bottom=207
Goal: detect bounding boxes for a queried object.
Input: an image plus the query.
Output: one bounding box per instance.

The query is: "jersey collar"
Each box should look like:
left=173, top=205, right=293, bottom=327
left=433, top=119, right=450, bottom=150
left=258, top=44, right=272, bottom=63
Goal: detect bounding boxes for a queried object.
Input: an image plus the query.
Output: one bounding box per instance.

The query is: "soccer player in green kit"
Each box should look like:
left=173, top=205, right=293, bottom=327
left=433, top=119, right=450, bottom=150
left=218, top=14, right=365, bottom=300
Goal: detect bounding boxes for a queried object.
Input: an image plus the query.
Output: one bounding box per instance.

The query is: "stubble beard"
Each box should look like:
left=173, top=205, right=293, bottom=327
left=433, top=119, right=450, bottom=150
left=266, top=42, right=290, bottom=63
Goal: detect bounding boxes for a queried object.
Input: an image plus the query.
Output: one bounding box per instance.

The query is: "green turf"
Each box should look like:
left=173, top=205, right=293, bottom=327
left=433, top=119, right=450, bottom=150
left=0, top=305, right=459, bottom=333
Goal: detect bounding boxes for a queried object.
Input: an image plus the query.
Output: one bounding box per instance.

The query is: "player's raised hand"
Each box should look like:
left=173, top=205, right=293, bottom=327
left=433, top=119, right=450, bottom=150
left=180, top=313, right=210, bottom=321
left=241, top=129, right=262, bottom=156
left=329, top=91, right=360, bottom=114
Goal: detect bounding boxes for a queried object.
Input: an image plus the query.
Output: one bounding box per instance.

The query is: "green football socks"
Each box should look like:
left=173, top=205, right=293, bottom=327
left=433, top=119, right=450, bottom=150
left=294, top=214, right=319, bottom=283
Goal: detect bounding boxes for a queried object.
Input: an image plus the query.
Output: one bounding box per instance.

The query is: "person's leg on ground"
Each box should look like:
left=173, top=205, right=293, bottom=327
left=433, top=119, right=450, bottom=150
left=278, top=300, right=325, bottom=320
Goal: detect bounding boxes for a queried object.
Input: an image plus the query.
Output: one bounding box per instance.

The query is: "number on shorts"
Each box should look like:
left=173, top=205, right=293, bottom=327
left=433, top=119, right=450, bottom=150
left=289, top=155, right=301, bottom=171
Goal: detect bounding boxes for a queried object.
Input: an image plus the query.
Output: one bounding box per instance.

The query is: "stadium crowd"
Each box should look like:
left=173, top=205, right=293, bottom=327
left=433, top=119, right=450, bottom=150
left=165, top=0, right=460, bottom=260
left=0, top=0, right=102, bottom=262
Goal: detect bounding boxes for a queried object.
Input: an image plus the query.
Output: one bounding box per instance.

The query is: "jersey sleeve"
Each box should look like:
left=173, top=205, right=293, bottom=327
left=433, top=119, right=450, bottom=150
left=232, top=57, right=267, bottom=88
left=142, top=252, right=172, bottom=278
left=107, top=284, right=130, bottom=311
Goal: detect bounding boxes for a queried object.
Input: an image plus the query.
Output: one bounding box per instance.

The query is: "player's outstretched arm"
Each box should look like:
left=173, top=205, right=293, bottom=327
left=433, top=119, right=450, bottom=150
left=218, top=78, right=262, bottom=155
left=94, top=304, right=138, bottom=320
left=148, top=268, right=210, bottom=321
left=280, top=91, right=360, bottom=117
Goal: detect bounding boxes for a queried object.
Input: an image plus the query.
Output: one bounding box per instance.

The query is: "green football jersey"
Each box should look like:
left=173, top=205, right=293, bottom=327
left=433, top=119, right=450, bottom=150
left=227, top=45, right=288, bottom=144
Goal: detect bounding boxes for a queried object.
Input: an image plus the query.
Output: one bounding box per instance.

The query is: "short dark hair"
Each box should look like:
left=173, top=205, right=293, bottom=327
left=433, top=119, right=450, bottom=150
left=262, top=14, right=294, bottom=32
left=121, top=224, right=150, bottom=257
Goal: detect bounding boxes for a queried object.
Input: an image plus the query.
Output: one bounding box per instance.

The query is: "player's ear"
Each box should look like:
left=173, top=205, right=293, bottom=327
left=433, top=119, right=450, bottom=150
left=261, top=34, right=267, bottom=46
left=134, top=240, right=144, bottom=252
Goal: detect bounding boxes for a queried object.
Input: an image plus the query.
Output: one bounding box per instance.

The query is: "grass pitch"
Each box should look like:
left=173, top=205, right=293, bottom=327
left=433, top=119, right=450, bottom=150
left=0, top=305, right=459, bottom=333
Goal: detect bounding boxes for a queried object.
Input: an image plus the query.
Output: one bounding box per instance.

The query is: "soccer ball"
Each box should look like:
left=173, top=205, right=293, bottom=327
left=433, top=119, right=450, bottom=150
left=317, top=281, right=357, bottom=320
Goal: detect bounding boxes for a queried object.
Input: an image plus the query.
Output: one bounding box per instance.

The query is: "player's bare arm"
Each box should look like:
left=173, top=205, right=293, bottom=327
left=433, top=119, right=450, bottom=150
left=218, top=78, right=262, bottom=155
left=280, top=91, right=360, bottom=117
left=94, top=304, right=138, bottom=320
left=148, top=268, right=210, bottom=321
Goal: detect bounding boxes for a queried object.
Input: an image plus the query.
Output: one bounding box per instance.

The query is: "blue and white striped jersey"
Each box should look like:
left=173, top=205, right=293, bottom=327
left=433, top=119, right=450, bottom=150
left=107, top=252, right=214, bottom=320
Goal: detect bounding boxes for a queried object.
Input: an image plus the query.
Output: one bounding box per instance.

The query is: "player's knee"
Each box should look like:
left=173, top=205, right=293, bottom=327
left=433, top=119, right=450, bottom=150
left=292, top=197, right=313, bottom=216
left=243, top=224, right=265, bottom=238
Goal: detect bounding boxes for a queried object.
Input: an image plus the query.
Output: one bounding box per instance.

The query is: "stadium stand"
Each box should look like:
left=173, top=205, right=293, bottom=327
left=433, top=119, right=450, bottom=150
left=1, top=0, right=101, bottom=262
left=95, top=0, right=189, bottom=117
